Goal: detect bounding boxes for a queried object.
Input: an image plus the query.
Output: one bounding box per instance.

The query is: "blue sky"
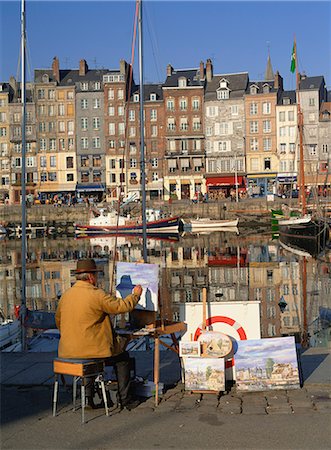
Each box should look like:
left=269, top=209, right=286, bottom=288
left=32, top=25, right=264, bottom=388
left=0, top=1, right=330, bottom=90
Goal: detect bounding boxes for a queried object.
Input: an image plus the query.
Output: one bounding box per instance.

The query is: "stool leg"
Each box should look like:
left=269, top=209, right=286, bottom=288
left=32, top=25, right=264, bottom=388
left=100, top=380, right=109, bottom=416
left=73, top=376, right=79, bottom=411
left=81, top=379, right=86, bottom=424
left=53, top=374, right=59, bottom=417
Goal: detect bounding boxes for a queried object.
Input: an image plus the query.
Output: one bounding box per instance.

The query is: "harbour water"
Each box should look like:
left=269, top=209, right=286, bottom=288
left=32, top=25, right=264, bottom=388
left=0, top=229, right=330, bottom=348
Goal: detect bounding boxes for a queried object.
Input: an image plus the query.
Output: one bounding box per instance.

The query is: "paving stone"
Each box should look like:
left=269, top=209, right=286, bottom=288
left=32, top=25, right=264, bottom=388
left=266, top=406, right=293, bottom=415
left=241, top=405, right=267, bottom=415
left=313, top=399, right=331, bottom=411
left=291, top=406, right=315, bottom=414
left=218, top=406, right=242, bottom=415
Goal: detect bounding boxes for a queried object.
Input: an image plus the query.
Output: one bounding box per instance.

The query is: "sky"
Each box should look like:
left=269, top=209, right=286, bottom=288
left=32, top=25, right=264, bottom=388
left=0, top=1, right=330, bottom=91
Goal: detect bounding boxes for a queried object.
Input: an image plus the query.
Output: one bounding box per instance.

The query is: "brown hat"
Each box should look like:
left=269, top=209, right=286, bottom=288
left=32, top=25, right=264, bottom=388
left=75, top=258, right=103, bottom=274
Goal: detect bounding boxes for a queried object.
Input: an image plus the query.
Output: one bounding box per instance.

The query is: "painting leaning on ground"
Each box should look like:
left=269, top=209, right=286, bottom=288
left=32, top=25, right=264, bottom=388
left=235, top=336, right=300, bottom=391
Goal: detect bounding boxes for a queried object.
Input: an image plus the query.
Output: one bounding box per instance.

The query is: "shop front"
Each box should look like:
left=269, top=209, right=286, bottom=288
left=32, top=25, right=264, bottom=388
left=247, top=174, right=277, bottom=197
left=206, top=175, right=246, bottom=200
left=277, top=175, right=297, bottom=197
left=76, top=183, right=106, bottom=202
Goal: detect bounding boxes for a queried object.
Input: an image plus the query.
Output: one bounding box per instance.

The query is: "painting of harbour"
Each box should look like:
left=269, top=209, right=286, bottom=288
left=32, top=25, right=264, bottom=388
left=183, top=357, right=225, bottom=391
left=235, top=337, right=300, bottom=391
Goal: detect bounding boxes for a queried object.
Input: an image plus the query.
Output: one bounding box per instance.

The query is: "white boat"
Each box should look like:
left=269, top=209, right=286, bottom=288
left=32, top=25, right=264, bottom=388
left=182, top=218, right=239, bottom=232
left=0, top=320, right=21, bottom=350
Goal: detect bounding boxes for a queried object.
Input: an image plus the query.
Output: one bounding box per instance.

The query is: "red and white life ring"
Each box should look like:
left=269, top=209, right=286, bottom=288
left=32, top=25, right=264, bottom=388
left=194, top=315, right=247, bottom=368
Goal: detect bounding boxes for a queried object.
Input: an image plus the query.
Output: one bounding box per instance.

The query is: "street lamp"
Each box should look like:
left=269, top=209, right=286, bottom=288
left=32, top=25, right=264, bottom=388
left=278, top=295, right=288, bottom=313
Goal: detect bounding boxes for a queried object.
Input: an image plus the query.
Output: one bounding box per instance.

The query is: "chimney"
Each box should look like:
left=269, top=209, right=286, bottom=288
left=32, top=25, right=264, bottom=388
left=52, top=57, right=60, bottom=83
left=199, top=61, right=204, bottom=80
left=274, top=71, right=283, bottom=91
left=79, top=59, right=88, bottom=76
left=206, top=59, right=213, bottom=82
left=167, top=64, right=173, bottom=77
left=120, top=59, right=127, bottom=75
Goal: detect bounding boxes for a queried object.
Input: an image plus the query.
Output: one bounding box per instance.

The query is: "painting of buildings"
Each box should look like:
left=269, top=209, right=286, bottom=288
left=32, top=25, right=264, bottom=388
left=183, top=357, right=225, bottom=391
left=179, top=341, right=201, bottom=357
left=116, top=262, right=159, bottom=311
left=235, top=336, right=300, bottom=391
left=198, top=331, right=232, bottom=357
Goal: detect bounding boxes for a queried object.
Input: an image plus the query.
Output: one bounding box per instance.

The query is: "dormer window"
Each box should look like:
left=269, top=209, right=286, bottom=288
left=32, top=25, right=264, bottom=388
left=219, top=79, right=229, bottom=89
left=322, top=110, right=330, bottom=120
left=217, top=90, right=229, bottom=100
left=178, top=77, right=187, bottom=88
left=262, top=84, right=270, bottom=94
left=133, top=94, right=139, bottom=102
left=93, top=82, right=101, bottom=90
left=150, top=93, right=156, bottom=101
left=81, top=82, right=88, bottom=91
left=283, top=97, right=290, bottom=105
left=42, top=74, right=49, bottom=83
left=250, top=86, right=258, bottom=95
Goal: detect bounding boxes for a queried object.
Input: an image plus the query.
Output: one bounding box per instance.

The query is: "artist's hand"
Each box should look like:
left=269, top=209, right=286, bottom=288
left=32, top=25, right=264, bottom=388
left=133, top=284, right=143, bottom=298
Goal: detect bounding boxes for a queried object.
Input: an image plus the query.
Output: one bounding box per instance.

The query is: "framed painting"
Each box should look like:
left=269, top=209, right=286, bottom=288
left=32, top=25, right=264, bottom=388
left=183, top=357, right=225, bottom=392
left=116, top=262, right=159, bottom=311
left=235, top=336, right=300, bottom=391
left=179, top=341, right=201, bottom=358
left=198, top=331, right=232, bottom=357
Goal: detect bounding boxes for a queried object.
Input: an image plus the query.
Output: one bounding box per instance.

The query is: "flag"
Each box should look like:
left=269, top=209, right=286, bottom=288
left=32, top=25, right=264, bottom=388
left=290, top=41, right=296, bottom=73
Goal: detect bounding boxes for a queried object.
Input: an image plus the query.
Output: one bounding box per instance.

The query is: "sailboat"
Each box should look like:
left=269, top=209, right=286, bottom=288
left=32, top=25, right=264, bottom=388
left=278, top=41, right=329, bottom=257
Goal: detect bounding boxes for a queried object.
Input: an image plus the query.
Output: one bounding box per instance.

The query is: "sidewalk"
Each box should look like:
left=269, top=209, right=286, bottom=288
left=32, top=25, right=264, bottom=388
left=1, top=347, right=330, bottom=450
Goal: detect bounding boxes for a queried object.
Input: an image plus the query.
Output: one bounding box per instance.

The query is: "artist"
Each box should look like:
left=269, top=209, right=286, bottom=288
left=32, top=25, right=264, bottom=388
left=55, top=258, right=143, bottom=411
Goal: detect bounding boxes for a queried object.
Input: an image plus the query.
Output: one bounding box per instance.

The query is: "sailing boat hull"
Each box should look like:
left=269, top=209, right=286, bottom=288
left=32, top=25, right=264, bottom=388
left=279, top=219, right=329, bottom=257
left=75, top=216, right=181, bottom=235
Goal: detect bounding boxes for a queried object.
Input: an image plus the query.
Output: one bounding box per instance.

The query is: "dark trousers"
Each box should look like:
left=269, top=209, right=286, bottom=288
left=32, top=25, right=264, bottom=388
left=85, top=351, right=133, bottom=406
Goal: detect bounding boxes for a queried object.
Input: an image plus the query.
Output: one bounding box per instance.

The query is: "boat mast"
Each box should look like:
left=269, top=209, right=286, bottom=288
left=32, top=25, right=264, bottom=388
left=138, top=0, right=147, bottom=262
left=295, top=40, right=306, bottom=215
left=20, top=0, right=27, bottom=350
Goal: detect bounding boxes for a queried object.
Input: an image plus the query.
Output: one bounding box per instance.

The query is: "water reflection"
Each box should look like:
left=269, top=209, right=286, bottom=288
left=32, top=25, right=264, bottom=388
left=0, top=231, right=330, bottom=347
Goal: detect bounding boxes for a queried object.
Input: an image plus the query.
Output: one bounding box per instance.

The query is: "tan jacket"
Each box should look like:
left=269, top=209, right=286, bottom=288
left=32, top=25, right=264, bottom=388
left=55, top=280, right=140, bottom=359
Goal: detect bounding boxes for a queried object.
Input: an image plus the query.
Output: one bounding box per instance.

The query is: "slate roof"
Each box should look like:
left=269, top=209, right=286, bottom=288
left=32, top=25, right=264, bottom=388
left=34, top=68, right=111, bottom=86
left=205, top=72, right=249, bottom=101
left=299, top=76, right=325, bottom=90
left=245, top=80, right=277, bottom=94
left=131, top=83, right=163, bottom=101
left=163, top=68, right=204, bottom=88
left=278, top=90, right=296, bottom=105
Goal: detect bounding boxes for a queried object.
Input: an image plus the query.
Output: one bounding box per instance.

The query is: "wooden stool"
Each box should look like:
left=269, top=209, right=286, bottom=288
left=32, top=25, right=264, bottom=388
left=53, top=358, right=109, bottom=424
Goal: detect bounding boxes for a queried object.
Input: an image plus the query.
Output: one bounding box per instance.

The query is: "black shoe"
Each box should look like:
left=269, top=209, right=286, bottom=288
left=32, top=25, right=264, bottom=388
left=120, top=399, right=141, bottom=411
left=84, top=397, right=105, bottom=410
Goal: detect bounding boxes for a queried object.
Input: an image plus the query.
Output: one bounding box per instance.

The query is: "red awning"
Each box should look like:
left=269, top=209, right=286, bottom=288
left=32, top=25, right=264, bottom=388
left=206, top=176, right=244, bottom=186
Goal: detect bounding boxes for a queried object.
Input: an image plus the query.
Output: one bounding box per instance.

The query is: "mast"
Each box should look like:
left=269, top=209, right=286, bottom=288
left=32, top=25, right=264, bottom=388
left=20, top=0, right=27, bottom=350
left=295, top=39, right=306, bottom=215
left=138, top=0, right=147, bottom=262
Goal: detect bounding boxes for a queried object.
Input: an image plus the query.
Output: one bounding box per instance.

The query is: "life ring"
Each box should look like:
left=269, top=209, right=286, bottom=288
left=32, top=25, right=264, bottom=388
left=194, top=316, right=247, bottom=368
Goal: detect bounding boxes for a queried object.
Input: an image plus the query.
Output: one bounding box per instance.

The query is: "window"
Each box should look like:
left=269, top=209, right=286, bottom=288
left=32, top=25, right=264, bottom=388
left=93, top=81, right=101, bottom=90
left=218, top=141, right=230, bottom=152
left=81, top=117, right=88, bottom=130
left=264, top=158, right=271, bottom=170
left=151, top=125, right=157, bottom=136
left=39, top=138, right=46, bottom=150
left=217, top=90, right=229, bottom=100
left=250, top=121, right=258, bottom=133
left=179, top=99, right=187, bottom=111
left=118, top=106, right=124, bottom=116
left=129, top=127, right=136, bottom=137
left=152, top=172, right=158, bottom=181
left=0, top=127, right=6, bottom=137
left=40, top=172, right=47, bottom=182
left=40, top=156, right=46, bottom=167
left=118, top=123, right=125, bottom=135
left=180, top=118, right=188, bottom=131
left=92, top=117, right=100, bottom=130
left=263, top=84, right=270, bottom=93
left=150, top=109, right=157, bottom=121
left=93, top=171, right=101, bottom=182
left=308, top=113, right=315, bottom=122
left=108, top=123, right=115, bottom=135
left=280, top=160, right=286, bottom=171
left=279, top=126, right=286, bottom=137
left=309, top=145, right=317, bottom=156
left=93, top=98, right=100, bottom=109
left=250, top=103, right=258, bottom=115
left=193, top=118, right=201, bottom=131
left=108, top=106, right=115, bottom=116
left=92, top=137, right=100, bottom=148
left=309, top=98, right=315, bottom=107
left=262, top=102, right=271, bottom=114
left=109, top=140, right=115, bottom=149
left=206, top=106, right=217, bottom=117
left=192, top=98, right=200, bottom=110
left=129, top=110, right=135, bottom=121
left=263, top=120, right=271, bottom=133
left=181, top=140, right=188, bottom=151
left=289, top=143, right=295, bottom=153
left=67, top=91, right=73, bottom=99
left=150, top=93, right=156, bottom=101
left=250, top=86, right=257, bottom=95
left=48, top=172, right=57, bottom=181
left=110, top=159, right=116, bottom=169
left=81, top=137, right=88, bottom=149
left=167, top=118, right=175, bottom=131
left=66, top=157, right=74, bottom=168
left=249, top=138, right=258, bottom=151
left=15, top=157, right=21, bottom=168
left=108, top=88, right=114, bottom=100
left=81, top=156, right=89, bottom=167
left=231, top=105, right=239, bottom=116
left=37, top=89, right=45, bottom=99
left=49, top=138, right=56, bottom=151
left=130, top=158, right=137, bottom=168
left=81, top=82, right=88, bottom=91
left=110, top=173, right=116, bottom=183
left=81, top=99, right=88, bottom=109
left=280, top=143, right=286, bottom=154
left=322, top=144, right=328, bottom=153
left=49, top=156, right=56, bottom=167
left=66, top=173, right=74, bottom=182
left=151, top=158, right=158, bottom=168
left=81, top=171, right=89, bottom=182
left=118, top=89, right=124, bottom=100
left=263, top=138, right=271, bottom=151
left=119, top=159, right=125, bottom=169
left=165, top=100, right=174, bottom=113
left=288, top=110, right=294, bottom=121
left=178, top=77, right=187, bottom=87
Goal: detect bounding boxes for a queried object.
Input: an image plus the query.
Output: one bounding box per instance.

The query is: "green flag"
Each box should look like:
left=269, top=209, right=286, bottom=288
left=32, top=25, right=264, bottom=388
left=290, top=42, right=296, bottom=73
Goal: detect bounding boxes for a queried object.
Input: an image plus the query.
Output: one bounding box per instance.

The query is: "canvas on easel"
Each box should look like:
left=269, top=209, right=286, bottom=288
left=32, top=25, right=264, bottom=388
left=116, top=262, right=159, bottom=312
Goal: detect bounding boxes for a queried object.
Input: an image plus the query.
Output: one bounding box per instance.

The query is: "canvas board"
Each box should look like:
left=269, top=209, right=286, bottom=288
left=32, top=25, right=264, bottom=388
left=116, top=262, right=159, bottom=311
left=179, top=301, right=261, bottom=342
left=235, top=336, right=300, bottom=391
left=179, top=341, right=201, bottom=358
left=198, top=331, right=232, bottom=357
left=183, top=357, right=225, bottom=391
